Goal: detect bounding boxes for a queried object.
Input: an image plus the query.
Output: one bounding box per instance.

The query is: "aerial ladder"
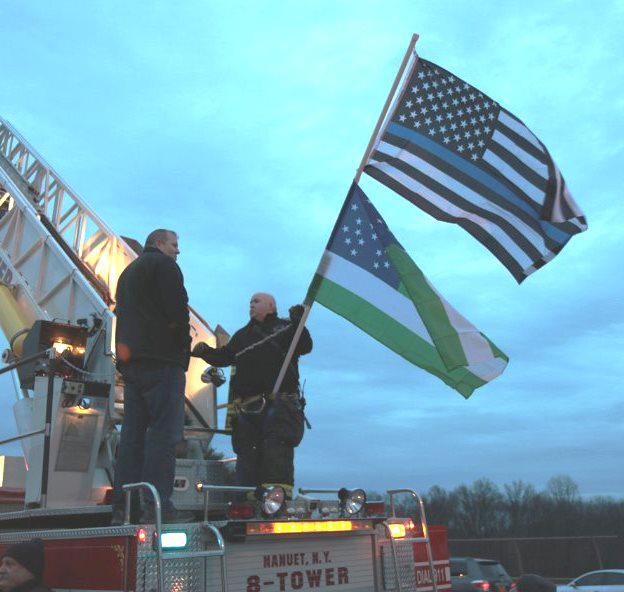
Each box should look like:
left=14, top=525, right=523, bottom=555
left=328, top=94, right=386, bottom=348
left=0, top=116, right=223, bottom=510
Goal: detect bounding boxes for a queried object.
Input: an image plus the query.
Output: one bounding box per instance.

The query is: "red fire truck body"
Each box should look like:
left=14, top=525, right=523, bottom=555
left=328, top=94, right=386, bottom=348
left=0, top=519, right=450, bottom=592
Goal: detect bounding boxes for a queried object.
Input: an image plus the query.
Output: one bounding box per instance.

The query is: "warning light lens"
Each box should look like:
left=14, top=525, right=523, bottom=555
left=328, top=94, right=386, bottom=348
left=246, top=520, right=373, bottom=535
left=136, top=528, right=148, bottom=543
left=74, top=346, right=86, bottom=355
left=52, top=340, right=73, bottom=355
left=160, top=532, right=188, bottom=549
left=388, top=523, right=406, bottom=538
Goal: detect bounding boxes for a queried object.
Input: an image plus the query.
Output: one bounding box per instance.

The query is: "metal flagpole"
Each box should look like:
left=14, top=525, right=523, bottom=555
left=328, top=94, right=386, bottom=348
left=353, top=33, right=419, bottom=185
left=272, top=33, right=420, bottom=395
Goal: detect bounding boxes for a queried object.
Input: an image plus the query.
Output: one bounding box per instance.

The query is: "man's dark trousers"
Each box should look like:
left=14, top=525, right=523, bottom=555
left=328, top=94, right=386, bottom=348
left=112, top=360, right=186, bottom=513
left=233, top=397, right=304, bottom=491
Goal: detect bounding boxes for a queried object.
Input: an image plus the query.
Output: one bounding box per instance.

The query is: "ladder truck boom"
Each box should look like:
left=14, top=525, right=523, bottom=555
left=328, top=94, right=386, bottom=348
left=0, top=117, right=219, bottom=509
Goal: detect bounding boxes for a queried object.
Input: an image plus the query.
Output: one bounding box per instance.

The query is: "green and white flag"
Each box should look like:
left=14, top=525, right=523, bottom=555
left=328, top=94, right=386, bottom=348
left=306, top=184, right=508, bottom=398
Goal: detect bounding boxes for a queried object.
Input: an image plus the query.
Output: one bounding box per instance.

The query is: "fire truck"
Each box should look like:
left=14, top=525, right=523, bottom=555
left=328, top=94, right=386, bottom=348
left=0, top=116, right=451, bottom=592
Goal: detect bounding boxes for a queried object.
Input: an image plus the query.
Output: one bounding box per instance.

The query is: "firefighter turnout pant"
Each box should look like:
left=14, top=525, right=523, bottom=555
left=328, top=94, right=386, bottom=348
left=232, top=395, right=305, bottom=499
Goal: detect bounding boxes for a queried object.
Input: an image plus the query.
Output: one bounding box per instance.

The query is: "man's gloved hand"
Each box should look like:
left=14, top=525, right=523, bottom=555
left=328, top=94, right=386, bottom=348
left=288, top=304, right=305, bottom=323
left=191, top=341, right=211, bottom=361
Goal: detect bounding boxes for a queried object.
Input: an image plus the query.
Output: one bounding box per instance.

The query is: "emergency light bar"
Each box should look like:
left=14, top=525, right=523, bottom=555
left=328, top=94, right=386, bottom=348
left=246, top=520, right=373, bottom=535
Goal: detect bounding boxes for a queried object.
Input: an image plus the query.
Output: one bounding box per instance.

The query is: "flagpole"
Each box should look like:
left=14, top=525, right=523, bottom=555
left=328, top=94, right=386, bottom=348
left=353, top=33, right=419, bottom=185
left=270, top=185, right=356, bottom=396
left=270, top=304, right=312, bottom=395
left=272, top=33, right=419, bottom=395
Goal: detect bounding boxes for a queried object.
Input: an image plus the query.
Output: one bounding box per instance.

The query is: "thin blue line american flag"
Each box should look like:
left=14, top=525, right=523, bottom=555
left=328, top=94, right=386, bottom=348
left=365, top=57, right=587, bottom=283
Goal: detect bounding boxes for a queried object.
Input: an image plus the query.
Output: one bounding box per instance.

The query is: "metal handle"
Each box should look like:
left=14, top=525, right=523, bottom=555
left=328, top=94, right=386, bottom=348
left=122, top=482, right=164, bottom=592
left=385, top=488, right=438, bottom=592
left=196, top=483, right=256, bottom=522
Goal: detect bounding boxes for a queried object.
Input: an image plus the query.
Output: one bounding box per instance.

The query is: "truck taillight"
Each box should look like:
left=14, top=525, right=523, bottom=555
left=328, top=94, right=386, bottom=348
left=364, top=501, right=385, bottom=515
left=472, top=581, right=490, bottom=591
left=136, top=528, right=148, bottom=543
left=227, top=502, right=255, bottom=519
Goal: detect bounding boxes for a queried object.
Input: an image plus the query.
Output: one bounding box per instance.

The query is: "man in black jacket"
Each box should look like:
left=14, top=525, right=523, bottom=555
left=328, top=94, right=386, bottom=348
left=111, top=229, right=191, bottom=524
left=0, top=539, right=51, bottom=592
left=192, top=293, right=312, bottom=499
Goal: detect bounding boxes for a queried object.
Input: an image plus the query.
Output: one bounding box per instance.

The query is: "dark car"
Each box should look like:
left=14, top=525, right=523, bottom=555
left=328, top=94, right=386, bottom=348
left=451, top=557, right=514, bottom=592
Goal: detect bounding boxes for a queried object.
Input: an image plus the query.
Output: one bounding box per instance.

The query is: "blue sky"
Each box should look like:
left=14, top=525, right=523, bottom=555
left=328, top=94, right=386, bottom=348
left=0, top=1, right=622, bottom=497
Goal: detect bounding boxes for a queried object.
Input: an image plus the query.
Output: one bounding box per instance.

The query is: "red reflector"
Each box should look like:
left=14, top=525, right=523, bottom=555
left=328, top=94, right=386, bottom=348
left=227, top=502, right=255, bottom=519
left=472, top=581, right=490, bottom=591
left=136, top=528, right=148, bottom=543
left=365, top=501, right=385, bottom=515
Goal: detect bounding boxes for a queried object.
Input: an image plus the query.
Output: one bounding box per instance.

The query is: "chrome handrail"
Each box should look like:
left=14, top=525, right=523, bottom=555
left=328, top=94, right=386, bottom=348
left=122, top=482, right=164, bottom=592
left=123, top=482, right=229, bottom=592
left=385, top=488, right=439, bottom=592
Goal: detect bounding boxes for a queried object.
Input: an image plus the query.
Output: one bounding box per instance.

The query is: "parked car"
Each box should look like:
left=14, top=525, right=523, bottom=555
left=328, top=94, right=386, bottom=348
left=451, top=557, right=514, bottom=592
left=557, top=570, right=624, bottom=592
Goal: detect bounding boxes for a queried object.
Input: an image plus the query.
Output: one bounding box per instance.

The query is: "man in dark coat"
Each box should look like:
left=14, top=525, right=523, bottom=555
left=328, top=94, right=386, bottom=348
left=192, top=293, right=312, bottom=499
left=111, top=228, right=191, bottom=524
left=0, top=539, right=51, bottom=592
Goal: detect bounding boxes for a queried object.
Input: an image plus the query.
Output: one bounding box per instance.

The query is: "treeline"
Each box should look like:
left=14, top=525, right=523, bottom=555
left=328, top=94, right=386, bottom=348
left=369, top=475, right=624, bottom=538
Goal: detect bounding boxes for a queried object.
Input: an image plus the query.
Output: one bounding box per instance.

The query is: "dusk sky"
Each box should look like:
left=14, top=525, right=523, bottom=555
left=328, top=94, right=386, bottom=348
left=0, top=1, right=622, bottom=497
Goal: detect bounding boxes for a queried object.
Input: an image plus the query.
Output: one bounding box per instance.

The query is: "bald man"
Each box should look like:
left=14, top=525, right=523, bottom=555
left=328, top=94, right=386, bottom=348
left=192, top=293, right=312, bottom=498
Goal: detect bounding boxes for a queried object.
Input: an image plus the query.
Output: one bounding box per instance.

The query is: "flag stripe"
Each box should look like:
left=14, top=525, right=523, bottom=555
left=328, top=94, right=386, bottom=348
left=374, top=140, right=556, bottom=259
left=498, top=109, right=543, bottom=151
left=365, top=164, right=529, bottom=282
left=484, top=140, right=548, bottom=203
left=491, top=129, right=549, bottom=179
left=320, top=250, right=433, bottom=343
left=369, top=155, right=537, bottom=269
left=312, top=274, right=488, bottom=398
left=388, top=243, right=500, bottom=369
left=496, top=119, right=549, bottom=164
left=387, top=243, right=469, bottom=369
left=483, top=148, right=545, bottom=203
left=489, top=135, right=549, bottom=189
left=382, top=122, right=571, bottom=244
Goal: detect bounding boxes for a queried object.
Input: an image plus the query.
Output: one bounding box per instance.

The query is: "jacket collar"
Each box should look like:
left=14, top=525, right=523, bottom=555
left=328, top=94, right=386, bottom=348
left=250, top=312, right=278, bottom=327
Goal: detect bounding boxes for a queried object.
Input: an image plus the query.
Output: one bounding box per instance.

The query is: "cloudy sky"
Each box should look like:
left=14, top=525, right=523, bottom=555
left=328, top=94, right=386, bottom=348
left=0, top=1, right=622, bottom=497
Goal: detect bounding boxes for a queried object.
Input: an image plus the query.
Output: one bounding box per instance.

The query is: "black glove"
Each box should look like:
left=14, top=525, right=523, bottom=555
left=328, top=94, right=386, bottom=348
left=289, top=304, right=305, bottom=323
left=191, top=341, right=211, bottom=360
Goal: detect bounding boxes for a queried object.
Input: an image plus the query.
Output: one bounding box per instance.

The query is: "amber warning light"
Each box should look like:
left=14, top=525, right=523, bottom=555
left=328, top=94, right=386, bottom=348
left=387, top=518, right=417, bottom=539
left=246, top=520, right=373, bottom=535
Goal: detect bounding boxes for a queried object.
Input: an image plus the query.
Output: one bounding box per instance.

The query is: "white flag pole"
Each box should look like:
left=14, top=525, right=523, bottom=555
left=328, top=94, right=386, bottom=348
left=354, top=33, right=419, bottom=185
